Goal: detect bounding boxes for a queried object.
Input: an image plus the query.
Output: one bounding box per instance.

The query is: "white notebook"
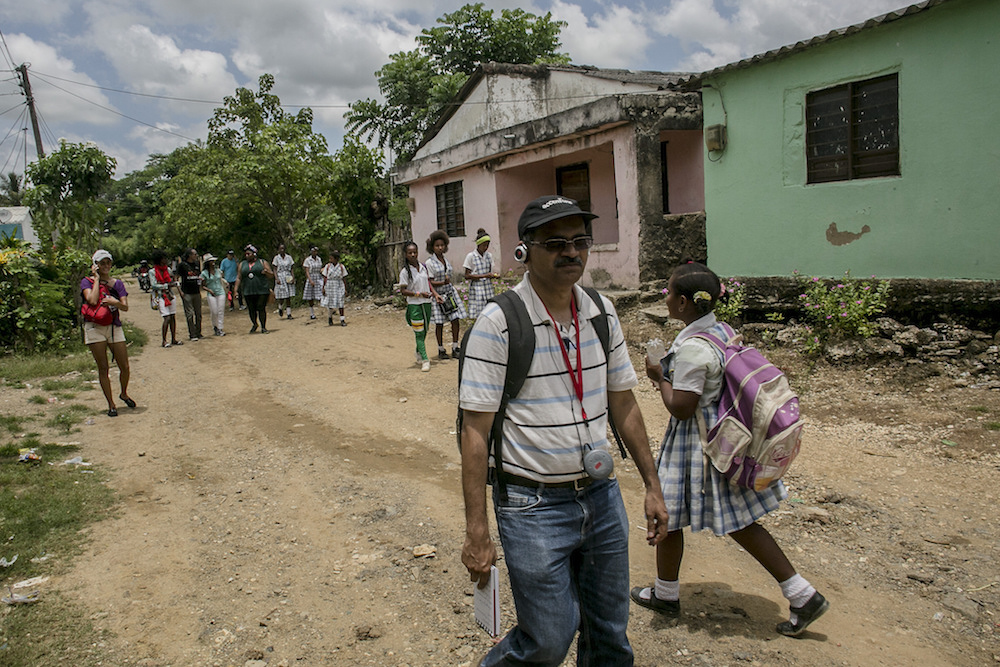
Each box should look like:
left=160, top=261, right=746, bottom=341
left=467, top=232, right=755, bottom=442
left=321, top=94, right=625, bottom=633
left=474, top=565, right=501, bottom=637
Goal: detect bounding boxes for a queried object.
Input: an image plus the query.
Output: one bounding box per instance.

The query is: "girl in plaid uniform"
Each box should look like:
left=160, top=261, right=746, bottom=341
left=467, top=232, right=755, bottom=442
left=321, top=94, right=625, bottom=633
left=398, top=241, right=436, bottom=372
left=462, top=228, right=497, bottom=319
left=272, top=244, right=296, bottom=319
left=631, top=261, right=828, bottom=638
left=425, top=230, right=466, bottom=359
left=321, top=250, right=348, bottom=326
left=301, top=246, right=324, bottom=319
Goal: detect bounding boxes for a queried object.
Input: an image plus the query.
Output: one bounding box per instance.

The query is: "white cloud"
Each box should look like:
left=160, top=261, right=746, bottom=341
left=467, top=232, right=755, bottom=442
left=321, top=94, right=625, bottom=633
left=652, top=0, right=911, bottom=70
left=552, top=1, right=652, bottom=69
left=86, top=17, right=238, bottom=113
left=1, top=33, right=118, bottom=127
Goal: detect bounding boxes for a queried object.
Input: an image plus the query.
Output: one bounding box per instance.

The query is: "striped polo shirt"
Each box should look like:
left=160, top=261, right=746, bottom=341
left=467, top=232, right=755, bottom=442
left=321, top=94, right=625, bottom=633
left=459, top=274, right=638, bottom=483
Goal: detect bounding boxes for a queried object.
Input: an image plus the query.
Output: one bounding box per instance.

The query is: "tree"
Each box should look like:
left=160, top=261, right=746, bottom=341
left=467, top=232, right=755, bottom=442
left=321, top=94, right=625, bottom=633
left=0, top=172, right=23, bottom=206
left=23, top=140, right=116, bottom=251
left=345, top=3, right=568, bottom=161
left=164, top=74, right=333, bottom=253
left=101, top=143, right=203, bottom=264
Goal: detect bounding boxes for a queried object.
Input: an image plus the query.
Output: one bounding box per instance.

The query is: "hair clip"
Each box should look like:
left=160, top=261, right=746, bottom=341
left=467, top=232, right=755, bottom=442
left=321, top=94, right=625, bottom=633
left=692, top=290, right=712, bottom=303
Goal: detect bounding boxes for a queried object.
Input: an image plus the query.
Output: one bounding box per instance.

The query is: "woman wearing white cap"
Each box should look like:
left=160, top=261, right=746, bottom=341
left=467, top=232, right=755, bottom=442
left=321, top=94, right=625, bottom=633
left=81, top=249, right=135, bottom=417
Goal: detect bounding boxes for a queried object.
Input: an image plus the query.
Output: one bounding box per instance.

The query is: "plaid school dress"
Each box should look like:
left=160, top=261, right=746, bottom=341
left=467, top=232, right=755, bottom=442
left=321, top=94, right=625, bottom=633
left=321, top=263, right=347, bottom=309
left=462, top=250, right=495, bottom=319
left=302, top=255, right=324, bottom=301
left=426, top=255, right=467, bottom=324
left=272, top=254, right=296, bottom=299
left=657, top=318, right=787, bottom=536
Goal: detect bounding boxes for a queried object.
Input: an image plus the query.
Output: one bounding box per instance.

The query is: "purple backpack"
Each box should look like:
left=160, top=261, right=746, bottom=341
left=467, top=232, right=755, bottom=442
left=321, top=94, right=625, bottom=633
left=692, top=324, right=803, bottom=491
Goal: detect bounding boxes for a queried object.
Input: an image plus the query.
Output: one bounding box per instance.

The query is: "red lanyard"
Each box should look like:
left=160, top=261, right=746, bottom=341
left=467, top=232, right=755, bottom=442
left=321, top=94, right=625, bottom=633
left=543, top=297, right=586, bottom=421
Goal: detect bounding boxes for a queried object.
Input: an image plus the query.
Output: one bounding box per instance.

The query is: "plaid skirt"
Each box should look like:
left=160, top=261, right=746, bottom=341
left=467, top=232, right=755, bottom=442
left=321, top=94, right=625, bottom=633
left=302, top=268, right=324, bottom=301
left=431, top=284, right=467, bottom=324
left=321, top=279, right=346, bottom=309
left=657, top=404, right=786, bottom=536
left=466, top=278, right=494, bottom=319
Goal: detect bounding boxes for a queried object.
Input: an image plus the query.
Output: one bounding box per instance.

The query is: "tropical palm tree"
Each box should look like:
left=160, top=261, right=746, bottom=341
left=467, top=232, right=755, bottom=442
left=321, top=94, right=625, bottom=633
left=0, top=172, right=23, bottom=206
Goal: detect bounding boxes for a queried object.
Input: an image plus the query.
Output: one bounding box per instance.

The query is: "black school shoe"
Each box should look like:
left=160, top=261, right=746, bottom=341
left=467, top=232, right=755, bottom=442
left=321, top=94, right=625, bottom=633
left=630, top=587, right=680, bottom=617
left=776, top=591, right=829, bottom=637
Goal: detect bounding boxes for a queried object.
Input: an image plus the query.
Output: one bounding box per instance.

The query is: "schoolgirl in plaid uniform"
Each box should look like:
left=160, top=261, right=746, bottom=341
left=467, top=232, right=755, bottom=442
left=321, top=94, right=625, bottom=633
left=426, top=230, right=466, bottom=359
left=272, top=245, right=295, bottom=319
left=301, top=247, right=324, bottom=318
left=631, top=261, right=828, bottom=638
left=321, top=250, right=348, bottom=326
left=462, top=227, right=497, bottom=319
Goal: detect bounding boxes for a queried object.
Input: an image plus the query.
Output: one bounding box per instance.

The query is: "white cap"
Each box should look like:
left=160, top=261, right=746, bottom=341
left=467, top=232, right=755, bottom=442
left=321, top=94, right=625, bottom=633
left=92, top=249, right=113, bottom=264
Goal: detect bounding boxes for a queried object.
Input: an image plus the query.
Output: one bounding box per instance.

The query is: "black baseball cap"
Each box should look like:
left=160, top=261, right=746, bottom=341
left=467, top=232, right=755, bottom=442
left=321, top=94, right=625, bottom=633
left=517, top=196, right=598, bottom=239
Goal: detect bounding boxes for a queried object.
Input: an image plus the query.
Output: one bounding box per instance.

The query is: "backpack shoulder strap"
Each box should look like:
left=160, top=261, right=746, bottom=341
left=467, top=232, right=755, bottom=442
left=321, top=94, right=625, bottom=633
left=492, top=290, right=534, bottom=399
left=580, top=286, right=627, bottom=459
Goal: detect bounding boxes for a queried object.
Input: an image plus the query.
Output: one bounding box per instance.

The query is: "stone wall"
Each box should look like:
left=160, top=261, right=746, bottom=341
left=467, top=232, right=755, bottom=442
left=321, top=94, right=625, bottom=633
left=638, top=212, right=707, bottom=284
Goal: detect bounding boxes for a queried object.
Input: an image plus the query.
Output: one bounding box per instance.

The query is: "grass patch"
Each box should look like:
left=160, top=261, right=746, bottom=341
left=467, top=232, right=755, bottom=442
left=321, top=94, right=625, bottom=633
left=0, top=414, right=32, bottom=434
left=968, top=405, right=990, bottom=414
left=986, top=422, right=1000, bottom=431
left=40, top=378, right=86, bottom=393
left=28, top=395, right=47, bottom=405
left=0, top=441, right=117, bottom=666
left=44, top=405, right=94, bottom=434
left=0, top=589, right=116, bottom=667
left=122, top=321, right=148, bottom=349
left=0, top=351, right=94, bottom=385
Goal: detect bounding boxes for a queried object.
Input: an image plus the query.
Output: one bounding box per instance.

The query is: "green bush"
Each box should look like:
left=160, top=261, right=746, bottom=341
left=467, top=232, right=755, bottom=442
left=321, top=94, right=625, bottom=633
left=797, top=271, right=891, bottom=353
left=0, top=240, right=90, bottom=354
left=714, top=278, right=746, bottom=325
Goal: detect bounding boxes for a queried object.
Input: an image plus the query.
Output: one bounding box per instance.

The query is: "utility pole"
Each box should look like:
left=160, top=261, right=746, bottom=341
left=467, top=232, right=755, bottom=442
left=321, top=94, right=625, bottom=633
left=15, top=64, right=45, bottom=159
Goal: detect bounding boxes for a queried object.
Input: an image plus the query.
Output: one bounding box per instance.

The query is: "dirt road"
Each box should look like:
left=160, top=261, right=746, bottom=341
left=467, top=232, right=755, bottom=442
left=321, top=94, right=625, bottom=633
left=46, top=286, right=1000, bottom=665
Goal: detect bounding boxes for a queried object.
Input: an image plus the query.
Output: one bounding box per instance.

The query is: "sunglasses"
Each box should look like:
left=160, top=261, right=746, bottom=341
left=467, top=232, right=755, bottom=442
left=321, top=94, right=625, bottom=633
left=529, top=235, right=594, bottom=253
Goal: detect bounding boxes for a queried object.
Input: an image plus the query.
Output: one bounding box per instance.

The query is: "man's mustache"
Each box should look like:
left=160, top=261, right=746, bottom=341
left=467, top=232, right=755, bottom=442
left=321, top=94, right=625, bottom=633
left=555, top=257, right=583, bottom=268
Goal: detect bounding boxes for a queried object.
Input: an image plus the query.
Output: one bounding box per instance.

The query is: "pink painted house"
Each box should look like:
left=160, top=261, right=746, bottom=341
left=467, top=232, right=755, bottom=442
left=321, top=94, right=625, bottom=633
left=395, top=63, right=705, bottom=288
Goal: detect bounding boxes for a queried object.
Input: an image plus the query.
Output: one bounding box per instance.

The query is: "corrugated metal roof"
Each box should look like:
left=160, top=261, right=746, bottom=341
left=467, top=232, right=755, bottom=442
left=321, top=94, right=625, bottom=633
left=680, top=0, right=956, bottom=87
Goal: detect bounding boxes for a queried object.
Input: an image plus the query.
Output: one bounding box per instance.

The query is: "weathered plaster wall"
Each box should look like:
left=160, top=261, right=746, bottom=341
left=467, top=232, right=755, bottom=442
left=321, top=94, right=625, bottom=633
left=660, top=130, right=705, bottom=214
left=701, top=0, right=1000, bottom=279
left=407, top=165, right=500, bottom=271
left=417, top=69, right=671, bottom=157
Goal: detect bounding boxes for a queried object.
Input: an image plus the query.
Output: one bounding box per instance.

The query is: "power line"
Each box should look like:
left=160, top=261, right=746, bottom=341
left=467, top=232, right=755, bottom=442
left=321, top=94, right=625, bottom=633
left=31, top=75, right=197, bottom=142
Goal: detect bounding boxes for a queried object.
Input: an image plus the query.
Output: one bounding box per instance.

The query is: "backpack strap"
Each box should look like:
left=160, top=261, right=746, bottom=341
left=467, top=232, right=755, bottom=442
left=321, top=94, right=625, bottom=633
left=581, top=287, right=627, bottom=460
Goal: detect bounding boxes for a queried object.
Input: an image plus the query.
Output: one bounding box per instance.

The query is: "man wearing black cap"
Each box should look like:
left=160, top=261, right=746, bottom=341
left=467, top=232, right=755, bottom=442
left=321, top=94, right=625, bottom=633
left=459, top=196, right=669, bottom=666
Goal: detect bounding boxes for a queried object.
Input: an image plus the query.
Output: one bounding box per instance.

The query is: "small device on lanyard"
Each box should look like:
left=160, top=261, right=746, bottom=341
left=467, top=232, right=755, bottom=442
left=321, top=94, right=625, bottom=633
left=584, top=447, right=614, bottom=479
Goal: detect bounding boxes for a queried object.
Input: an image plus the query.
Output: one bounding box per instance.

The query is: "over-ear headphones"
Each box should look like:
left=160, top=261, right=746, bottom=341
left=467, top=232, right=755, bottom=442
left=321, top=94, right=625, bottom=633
left=513, top=241, right=528, bottom=263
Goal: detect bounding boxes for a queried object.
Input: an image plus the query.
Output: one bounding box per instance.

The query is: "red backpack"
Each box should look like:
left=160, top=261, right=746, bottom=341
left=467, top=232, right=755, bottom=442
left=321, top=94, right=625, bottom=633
left=81, top=279, right=115, bottom=326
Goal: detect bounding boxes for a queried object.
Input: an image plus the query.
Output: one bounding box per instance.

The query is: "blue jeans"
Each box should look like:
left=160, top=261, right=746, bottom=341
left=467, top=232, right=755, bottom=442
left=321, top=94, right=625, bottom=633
left=483, top=478, right=634, bottom=667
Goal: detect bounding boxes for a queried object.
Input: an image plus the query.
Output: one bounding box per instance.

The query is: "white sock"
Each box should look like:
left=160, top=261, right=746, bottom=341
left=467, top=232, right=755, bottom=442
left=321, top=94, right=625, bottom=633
left=310, top=306, right=315, bottom=316
left=780, top=574, right=815, bottom=623
left=654, top=578, right=679, bottom=602
left=340, top=315, right=345, bottom=322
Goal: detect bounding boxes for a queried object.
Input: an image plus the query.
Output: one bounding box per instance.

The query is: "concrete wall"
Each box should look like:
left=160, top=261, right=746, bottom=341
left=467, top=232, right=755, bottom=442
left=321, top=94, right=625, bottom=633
left=701, top=0, right=1000, bottom=280
left=661, top=130, right=705, bottom=214
left=409, top=125, right=646, bottom=287
left=418, top=69, right=668, bottom=158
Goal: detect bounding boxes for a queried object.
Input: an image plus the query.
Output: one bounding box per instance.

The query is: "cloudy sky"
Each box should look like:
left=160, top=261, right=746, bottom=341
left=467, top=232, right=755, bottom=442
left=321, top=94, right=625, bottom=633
left=0, top=0, right=907, bottom=176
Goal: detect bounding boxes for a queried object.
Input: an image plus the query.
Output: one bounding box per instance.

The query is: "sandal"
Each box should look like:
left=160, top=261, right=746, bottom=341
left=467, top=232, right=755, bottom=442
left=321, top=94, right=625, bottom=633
left=162, top=341, right=170, bottom=348
left=107, top=408, right=118, bottom=418
left=120, top=395, right=136, bottom=409
left=630, top=587, right=680, bottom=616
left=172, top=340, right=183, bottom=346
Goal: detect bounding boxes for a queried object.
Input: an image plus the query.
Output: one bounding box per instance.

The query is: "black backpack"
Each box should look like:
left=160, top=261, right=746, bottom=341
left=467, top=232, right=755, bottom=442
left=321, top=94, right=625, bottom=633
left=456, top=287, right=627, bottom=497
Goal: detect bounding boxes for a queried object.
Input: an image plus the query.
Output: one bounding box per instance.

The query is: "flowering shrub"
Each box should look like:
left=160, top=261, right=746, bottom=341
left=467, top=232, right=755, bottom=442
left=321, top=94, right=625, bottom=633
left=0, top=237, right=90, bottom=354
left=797, top=271, right=891, bottom=351
left=714, top=278, right=746, bottom=324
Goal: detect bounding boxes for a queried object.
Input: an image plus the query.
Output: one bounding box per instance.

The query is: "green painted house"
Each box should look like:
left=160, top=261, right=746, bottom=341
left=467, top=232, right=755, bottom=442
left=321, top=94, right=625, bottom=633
left=685, top=0, right=999, bottom=280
